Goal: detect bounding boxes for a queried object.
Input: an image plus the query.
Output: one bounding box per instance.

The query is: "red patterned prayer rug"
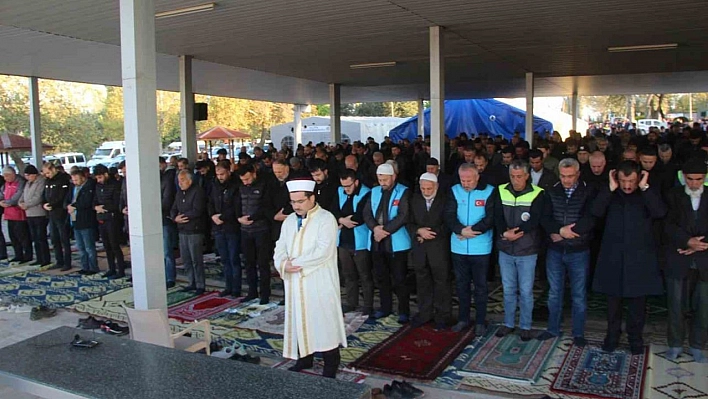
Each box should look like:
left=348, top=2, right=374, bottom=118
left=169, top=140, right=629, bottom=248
left=168, top=291, right=242, bottom=322
left=349, top=323, right=476, bottom=381
left=551, top=343, right=648, bottom=399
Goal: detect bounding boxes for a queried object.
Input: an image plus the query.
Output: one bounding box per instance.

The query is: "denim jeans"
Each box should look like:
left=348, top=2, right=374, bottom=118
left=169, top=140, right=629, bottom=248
left=74, top=228, right=98, bottom=272
left=451, top=254, right=490, bottom=325
left=499, top=251, right=537, bottom=330
left=163, top=222, right=178, bottom=283
left=214, top=231, right=241, bottom=294
left=545, top=248, right=589, bottom=337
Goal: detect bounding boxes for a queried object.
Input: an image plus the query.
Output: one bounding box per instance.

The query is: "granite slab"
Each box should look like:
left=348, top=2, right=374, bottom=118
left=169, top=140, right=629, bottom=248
left=0, top=326, right=370, bottom=399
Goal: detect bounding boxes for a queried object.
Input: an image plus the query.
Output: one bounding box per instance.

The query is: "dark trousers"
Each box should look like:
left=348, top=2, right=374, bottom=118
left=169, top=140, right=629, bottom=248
left=606, top=295, right=646, bottom=347
left=98, top=216, right=126, bottom=274
left=371, top=250, right=410, bottom=315
left=242, top=230, right=272, bottom=300
left=338, top=248, right=374, bottom=310
left=295, top=347, right=341, bottom=378
left=27, top=217, right=50, bottom=265
left=48, top=216, right=72, bottom=268
left=0, top=224, right=7, bottom=259
left=414, top=251, right=451, bottom=324
left=8, top=220, right=32, bottom=261
left=667, top=272, right=708, bottom=349
left=215, top=231, right=241, bottom=294
left=452, top=254, right=490, bottom=325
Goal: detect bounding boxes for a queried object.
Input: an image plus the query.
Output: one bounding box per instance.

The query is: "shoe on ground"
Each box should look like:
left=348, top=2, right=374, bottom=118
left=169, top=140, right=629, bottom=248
left=573, top=337, right=587, bottom=347
left=474, top=324, right=487, bottom=336
left=218, top=290, right=232, bottom=297
left=78, top=270, right=89, bottom=275
left=78, top=317, right=102, bottom=330
left=60, top=265, right=73, bottom=272
left=30, top=306, right=57, bottom=321
left=342, top=304, right=355, bottom=313
left=233, top=353, right=260, bottom=364
left=181, top=285, right=196, bottom=292
left=495, top=325, right=515, bottom=338
left=10, top=258, right=22, bottom=263
left=243, top=294, right=258, bottom=302
left=409, top=316, right=428, bottom=328
left=102, top=270, right=117, bottom=278
left=195, top=288, right=206, bottom=296
left=371, top=310, right=390, bottom=320
left=382, top=383, right=407, bottom=399
left=536, top=331, right=556, bottom=341
left=451, top=321, right=469, bottom=333
left=520, top=329, right=533, bottom=341
left=259, top=297, right=269, bottom=305
left=393, top=380, right=425, bottom=398
left=110, top=273, right=126, bottom=280
left=287, top=358, right=313, bottom=372
left=166, top=281, right=176, bottom=289
left=31, top=261, right=43, bottom=266
left=397, top=314, right=410, bottom=324
left=602, top=340, right=617, bottom=353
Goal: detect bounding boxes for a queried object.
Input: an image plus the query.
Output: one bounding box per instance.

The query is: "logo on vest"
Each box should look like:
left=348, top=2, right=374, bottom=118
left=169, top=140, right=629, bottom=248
left=475, top=199, right=485, bottom=207
left=392, top=199, right=400, bottom=206
left=521, top=212, right=531, bottom=222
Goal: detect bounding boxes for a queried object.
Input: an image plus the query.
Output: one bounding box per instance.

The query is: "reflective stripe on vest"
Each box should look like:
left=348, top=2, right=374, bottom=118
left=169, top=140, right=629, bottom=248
left=498, top=183, right=544, bottom=207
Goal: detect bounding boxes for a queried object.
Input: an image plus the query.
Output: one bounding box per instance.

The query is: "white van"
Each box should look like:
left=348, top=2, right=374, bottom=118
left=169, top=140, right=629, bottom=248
left=636, top=119, right=667, bottom=134
left=51, top=152, right=87, bottom=170
left=87, top=141, right=125, bottom=168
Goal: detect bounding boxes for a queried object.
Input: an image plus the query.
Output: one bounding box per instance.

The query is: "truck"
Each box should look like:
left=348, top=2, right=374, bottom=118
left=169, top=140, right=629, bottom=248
left=87, top=141, right=125, bottom=168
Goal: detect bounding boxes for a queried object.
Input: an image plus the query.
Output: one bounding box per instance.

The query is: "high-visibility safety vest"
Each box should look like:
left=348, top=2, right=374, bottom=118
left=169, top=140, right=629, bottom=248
left=497, top=183, right=544, bottom=257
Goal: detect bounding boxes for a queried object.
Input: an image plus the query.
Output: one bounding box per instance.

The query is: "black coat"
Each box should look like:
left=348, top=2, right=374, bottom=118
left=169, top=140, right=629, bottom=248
left=160, top=168, right=177, bottom=224
left=533, top=168, right=559, bottom=191
left=408, top=191, right=450, bottom=267
left=664, top=186, right=708, bottom=281
left=208, top=178, right=240, bottom=234
left=44, top=171, right=72, bottom=219
left=591, top=186, right=666, bottom=297
left=70, top=179, right=97, bottom=230
left=171, top=183, right=207, bottom=234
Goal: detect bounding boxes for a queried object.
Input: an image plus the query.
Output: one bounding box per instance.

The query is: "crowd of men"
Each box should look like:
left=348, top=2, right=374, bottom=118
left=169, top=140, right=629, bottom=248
left=2, top=121, right=706, bottom=363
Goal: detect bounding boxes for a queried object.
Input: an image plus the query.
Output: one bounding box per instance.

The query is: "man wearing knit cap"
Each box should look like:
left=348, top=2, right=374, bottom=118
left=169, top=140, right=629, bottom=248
left=274, top=178, right=346, bottom=378
left=363, top=163, right=412, bottom=323
left=663, top=158, right=708, bottom=363
left=409, top=172, right=451, bottom=330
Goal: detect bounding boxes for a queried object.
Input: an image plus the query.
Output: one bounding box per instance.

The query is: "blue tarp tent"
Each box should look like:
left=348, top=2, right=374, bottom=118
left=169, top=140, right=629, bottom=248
left=388, top=99, right=553, bottom=142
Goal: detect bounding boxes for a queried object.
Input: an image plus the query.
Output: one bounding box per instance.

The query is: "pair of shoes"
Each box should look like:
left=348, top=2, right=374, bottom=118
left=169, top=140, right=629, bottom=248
left=474, top=324, right=487, bottom=336
left=218, top=290, right=232, bottom=297
left=383, top=380, right=425, bottom=398
left=31, top=261, right=43, bottom=266
left=109, top=273, right=126, bottom=280
left=573, top=336, right=587, bottom=347
left=78, top=270, right=90, bottom=275
left=102, top=270, right=117, bottom=278
left=101, top=321, right=129, bottom=336
left=47, top=263, right=62, bottom=270
left=166, top=281, right=176, bottom=289
left=232, top=353, right=260, bottom=364
left=195, top=288, right=206, bottom=296
left=60, top=265, right=73, bottom=272
left=495, top=325, right=515, bottom=337
left=78, top=316, right=102, bottom=330
left=288, top=358, right=314, bottom=372
left=30, top=305, right=57, bottom=321
left=181, top=285, right=196, bottom=292
left=536, top=331, right=556, bottom=341
left=520, top=329, right=533, bottom=341
left=451, top=321, right=469, bottom=333
left=259, top=297, right=269, bottom=305
left=397, top=314, right=410, bottom=324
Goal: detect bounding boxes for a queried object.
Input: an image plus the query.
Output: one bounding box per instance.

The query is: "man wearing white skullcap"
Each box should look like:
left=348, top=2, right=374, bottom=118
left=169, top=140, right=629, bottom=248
left=274, top=178, right=347, bottom=378
left=363, top=162, right=412, bottom=323
left=409, top=171, right=452, bottom=330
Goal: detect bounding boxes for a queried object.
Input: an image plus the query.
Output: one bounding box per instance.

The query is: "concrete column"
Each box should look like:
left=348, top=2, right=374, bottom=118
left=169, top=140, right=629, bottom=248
left=329, top=84, right=341, bottom=144
left=525, top=72, right=534, bottom=148
left=180, top=55, right=197, bottom=164
left=417, top=98, right=425, bottom=139
left=430, top=26, right=445, bottom=171
left=571, top=92, right=578, bottom=132
left=119, top=0, right=166, bottom=311
left=293, top=105, right=303, bottom=146
left=28, top=77, right=43, bottom=168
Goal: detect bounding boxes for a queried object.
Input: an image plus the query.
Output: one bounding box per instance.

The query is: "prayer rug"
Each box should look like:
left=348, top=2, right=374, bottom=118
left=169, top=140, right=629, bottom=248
left=0, top=272, right=131, bottom=308
left=236, top=308, right=369, bottom=337
left=349, top=322, right=476, bottom=381
left=69, top=286, right=198, bottom=322
left=272, top=360, right=367, bottom=384
left=645, top=344, right=708, bottom=399
left=551, top=342, right=648, bottom=399
left=0, top=259, right=52, bottom=278
left=459, top=326, right=559, bottom=384
left=168, top=291, right=242, bottom=322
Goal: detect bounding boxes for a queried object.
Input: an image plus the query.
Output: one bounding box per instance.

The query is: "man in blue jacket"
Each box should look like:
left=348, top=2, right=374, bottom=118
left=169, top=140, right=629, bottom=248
left=538, top=158, right=595, bottom=346
left=444, top=163, right=496, bottom=334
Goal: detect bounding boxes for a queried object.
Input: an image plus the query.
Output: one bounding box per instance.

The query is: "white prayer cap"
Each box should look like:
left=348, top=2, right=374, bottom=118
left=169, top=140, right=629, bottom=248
left=419, top=172, right=438, bottom=183
left=377, top=163, right=395, bottom=176
left=286, top=179, right=316, bottom=193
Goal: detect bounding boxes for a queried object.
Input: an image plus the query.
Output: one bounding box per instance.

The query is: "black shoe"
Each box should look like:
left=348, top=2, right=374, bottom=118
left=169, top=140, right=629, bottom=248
left=342, top=304, right=355, bottom=313
left=102, top=270, right=117, bottom=278
left=259, top=297, right=269, bottom=305
left=495, top=325, right=515, bottom=337
left=30, top=305, right=57, bottom=321
left=382, top=384, right=407, bottom=399
left=31, top=261, right=43, bottom=266
left=110, top=273, right=126, bottom=280
left=219, top=290, right=232, bottom=297
left=181, top=285, right=196, bottom=292
left=278, top=299, right=285, bottom=306
left=78, top=317, right=102, bottom=330
left=243, top=294, right=258, bottom=302
left=166, top=281, right=176, bottom=289
left=10, top=258, right=22, bottom=263
left=195, top=288, right=205, bottom=296
left=536, top=331, right=556, bottom=341
left=573, top=337, right=587, bottom=347
left=60, top=265, right=73, bottom=272
left=232, top=353, right=260, bottom=364
left=451, top=321, right=469, bottom=333
left=630, top=344, right=645, bottom=355
left=520, top=329, right=533, bottom=342
left=393, top=380, right=425, bottom=398
left=602, top=338, right=617, bottom=353
left=287, top=357, right=313, bottom=372
left=78, top=270, right=89, bottom=275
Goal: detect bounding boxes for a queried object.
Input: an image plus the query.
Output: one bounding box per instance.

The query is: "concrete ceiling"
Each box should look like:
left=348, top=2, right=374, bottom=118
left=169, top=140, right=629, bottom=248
left=1, top=0, right=707, bottom=103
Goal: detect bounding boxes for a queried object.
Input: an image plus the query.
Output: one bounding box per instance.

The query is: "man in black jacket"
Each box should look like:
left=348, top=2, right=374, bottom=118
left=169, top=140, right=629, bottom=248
left=160, top=157, right=178, bottom=288
left=42, top=162, right=73, bottom=270
left=67, top=169, right=98, bottom=274
left=171, top=170, right=207, bottom=295
left=538, top=158, right=595, bottom=346
left=93, top=164, right=127, bottom=279
left=308, top=159, right=338, bottom=213
left=663, top=159, right=708, bottom=363
left=237, top=164, right=276, bottom=304
left=528, top=149, right=559, bottom=191
left=209, top=161, right=241, bottom=297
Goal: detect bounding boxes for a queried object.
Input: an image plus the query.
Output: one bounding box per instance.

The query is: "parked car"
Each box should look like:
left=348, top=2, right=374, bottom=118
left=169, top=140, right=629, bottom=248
left=50, top=152, right=87, bottom=170
left=636, top=119, right=667, bottom=134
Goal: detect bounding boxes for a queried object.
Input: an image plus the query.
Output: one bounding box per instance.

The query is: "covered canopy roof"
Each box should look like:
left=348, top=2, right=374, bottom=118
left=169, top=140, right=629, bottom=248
left=0, top=133, right=53, bottom=152
left=198, top=126, right=250, bottom=141
left=1, top=0, right=707, bottom=103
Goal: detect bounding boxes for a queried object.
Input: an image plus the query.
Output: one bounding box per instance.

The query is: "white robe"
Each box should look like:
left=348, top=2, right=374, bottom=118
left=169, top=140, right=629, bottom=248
left=273, top=204, right=347, bottom=359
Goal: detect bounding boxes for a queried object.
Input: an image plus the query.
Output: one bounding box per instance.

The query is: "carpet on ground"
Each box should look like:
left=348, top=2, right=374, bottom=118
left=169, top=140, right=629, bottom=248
left=458, top=326, right=558, bottom=384
left=349, top=322, right=476, bottom=381
left=235, top=307, right=368, bottom=337
left=647, top=344, right=708, bottom=399
left=0, top=272, right=131, bottom=308
left=168, top=291, right=242, bottom=322
left=69, top=286, right=198, bottom=322
left=0, top=260, right=53, bottom=278
left=551, top=342, right=648, bottom=399
left=272, top=360, right=367, bottom=384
